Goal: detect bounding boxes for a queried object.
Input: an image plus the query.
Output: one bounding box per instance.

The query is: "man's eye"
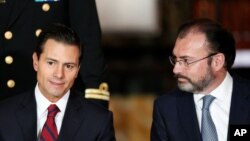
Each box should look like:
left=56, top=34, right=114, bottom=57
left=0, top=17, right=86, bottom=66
left=183, top=59, right=191, bottom=64
left=66, top=64, right=74, bottom=70
left=47, top=61, right=54, bottom=65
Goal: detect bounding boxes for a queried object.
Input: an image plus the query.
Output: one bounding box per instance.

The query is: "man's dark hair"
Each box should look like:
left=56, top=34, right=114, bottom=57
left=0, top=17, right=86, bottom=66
left=35, top=23, right=83, bottom=65
left=177, top=18, right=236, bottom=70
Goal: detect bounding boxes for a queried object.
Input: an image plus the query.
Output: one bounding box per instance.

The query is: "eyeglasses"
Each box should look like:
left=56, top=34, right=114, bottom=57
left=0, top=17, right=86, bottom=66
left=169, top=53, right=218, bottom=67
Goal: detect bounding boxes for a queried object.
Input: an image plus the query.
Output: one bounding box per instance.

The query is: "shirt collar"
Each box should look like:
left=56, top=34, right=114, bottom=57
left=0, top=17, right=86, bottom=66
left=35, top=83, right=70, bottom=118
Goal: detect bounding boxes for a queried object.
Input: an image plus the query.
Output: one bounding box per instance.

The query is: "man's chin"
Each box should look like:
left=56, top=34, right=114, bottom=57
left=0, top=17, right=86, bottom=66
left=48, top=90, right=65, bottom=98
left=178, top=83, right=194, bottom=93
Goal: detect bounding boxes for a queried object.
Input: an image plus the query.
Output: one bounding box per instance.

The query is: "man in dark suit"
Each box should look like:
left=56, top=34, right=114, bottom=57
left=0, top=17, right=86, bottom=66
left=0, top=0, right=109, bottom=107
left=151, top=18, right=250, bottom=141
left=0, top=24, right=115, bottom=141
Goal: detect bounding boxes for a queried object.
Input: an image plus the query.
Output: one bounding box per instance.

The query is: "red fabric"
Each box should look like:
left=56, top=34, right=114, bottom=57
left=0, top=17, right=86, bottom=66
left=40, top=104, right=60, bottom=141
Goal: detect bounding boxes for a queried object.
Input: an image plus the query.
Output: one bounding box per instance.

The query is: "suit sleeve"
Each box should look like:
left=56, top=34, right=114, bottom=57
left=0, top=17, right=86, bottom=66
left=98, top=112, right=116, bottom=141
left=151, top=99, right=169, bottom=141
left=68, top=0, right=105, bottom=89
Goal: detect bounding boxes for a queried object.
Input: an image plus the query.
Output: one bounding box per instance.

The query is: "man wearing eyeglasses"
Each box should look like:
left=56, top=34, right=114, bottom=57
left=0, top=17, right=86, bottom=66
left=151, top=18, right=250, bottom=141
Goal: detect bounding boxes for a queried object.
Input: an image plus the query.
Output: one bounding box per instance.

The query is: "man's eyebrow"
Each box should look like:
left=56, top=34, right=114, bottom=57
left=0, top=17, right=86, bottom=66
left=46, top=58, right=58, bottom=62
left=179, top=56, right=195, bottom=59
left=46, top=57, right=78, bottom=66
left=63, top=62, right=77, bottom=66
left=172, top=55, right=193, bottom=59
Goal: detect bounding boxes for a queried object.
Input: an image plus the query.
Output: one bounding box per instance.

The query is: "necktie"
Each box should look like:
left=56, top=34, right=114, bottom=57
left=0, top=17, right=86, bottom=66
left=201, top=95, right=218, bottom=141
left=40, top=104, right=60, bottom=141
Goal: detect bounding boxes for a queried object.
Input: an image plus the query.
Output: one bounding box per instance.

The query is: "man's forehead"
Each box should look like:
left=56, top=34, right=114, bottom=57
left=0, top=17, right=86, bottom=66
left=178, top=32, right=207, bottom=46
left=178, top=31, right=206, bottom=41
left=40, top=40, right=80, bottom=62
left=174, top=33, right=209, bottom=56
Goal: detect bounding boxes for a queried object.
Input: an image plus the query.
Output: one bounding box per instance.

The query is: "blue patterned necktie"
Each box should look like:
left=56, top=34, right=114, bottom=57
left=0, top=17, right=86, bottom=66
left=201, top=95, right=218, bottom=141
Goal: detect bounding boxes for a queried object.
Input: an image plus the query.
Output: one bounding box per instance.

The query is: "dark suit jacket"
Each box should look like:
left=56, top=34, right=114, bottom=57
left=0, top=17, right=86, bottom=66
left=0, top=89, right=116, bottom=141
left=151, top=76, right=250, bottom=141
left=0, top=0, right=105, bottom=100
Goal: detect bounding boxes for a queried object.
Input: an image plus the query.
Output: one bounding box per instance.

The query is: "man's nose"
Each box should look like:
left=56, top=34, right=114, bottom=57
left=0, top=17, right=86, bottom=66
left=173, top=61, right=184, bottom=75
left=53, top=65, right=64, bottom=78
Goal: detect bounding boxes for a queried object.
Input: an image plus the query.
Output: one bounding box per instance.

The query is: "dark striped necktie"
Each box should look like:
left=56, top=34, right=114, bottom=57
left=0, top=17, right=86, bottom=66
left=40, top=104, right=60, bottom=141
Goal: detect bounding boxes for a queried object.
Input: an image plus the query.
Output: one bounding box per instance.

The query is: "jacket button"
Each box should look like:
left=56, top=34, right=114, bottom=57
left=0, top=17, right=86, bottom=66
left=5, top=56, right=13, bottom=64
left=42, top=3, right=50, bottom=12
left=35, top=29, right=42, bottom=37
left=7, top=79, right=15, bottom=88
left=4, top=31, right=13, bottom=40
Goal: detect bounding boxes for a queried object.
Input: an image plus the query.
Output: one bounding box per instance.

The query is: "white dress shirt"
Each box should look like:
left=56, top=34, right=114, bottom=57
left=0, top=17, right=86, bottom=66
left=193, top=72, right=233, bottom=141
left=35, top=83, right=70, bottom=137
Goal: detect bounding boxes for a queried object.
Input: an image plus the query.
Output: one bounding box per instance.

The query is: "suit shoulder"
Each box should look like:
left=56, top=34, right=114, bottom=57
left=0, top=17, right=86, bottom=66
left=234, top=75, right=250, bottom=84
left=233, top=76, right=250, bottom=91
left=0, top=91, right=30, bottom=122
left=83, top=99, right=112, bottom=115
left=75, top=94, right=113, bottom=125
left=156, top=89, right=180, bottom=100
left=0, top=91, right=27, bottom=110
left=154, top=89, right=180, bottom=107
left=71, top=90, right=112, bottom=115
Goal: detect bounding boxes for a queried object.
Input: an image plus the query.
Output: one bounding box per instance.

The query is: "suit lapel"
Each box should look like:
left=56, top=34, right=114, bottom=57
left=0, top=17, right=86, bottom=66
left=7, top=0, right=30, bottom=27
left=229, top=77, right=250, bottom=124
left=177, top=91, right=202, bottom=141
left=15, top=90, right=37, bottom=141
left=229, top=84, right=250, bottom=124
left=58, top=91, right=86, bottom=141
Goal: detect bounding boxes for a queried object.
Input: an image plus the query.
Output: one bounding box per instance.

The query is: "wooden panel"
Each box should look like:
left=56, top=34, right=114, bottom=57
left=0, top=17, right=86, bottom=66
left=193, top=0, right=250, bottom=49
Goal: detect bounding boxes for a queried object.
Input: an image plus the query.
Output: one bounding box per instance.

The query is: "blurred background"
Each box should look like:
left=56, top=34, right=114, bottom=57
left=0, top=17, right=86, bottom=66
left=96, top=0, right=250, bottom=140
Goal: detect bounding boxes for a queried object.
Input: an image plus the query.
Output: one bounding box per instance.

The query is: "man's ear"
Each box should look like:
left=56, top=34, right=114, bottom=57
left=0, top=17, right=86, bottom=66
left=212, top=53, right=225, bottom=71
left=33, top=52, right=38, bottom=71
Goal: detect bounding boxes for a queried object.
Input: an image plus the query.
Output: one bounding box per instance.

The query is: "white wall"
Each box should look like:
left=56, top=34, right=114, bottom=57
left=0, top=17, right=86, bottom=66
left=96, top=0, right=160, bottom=36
